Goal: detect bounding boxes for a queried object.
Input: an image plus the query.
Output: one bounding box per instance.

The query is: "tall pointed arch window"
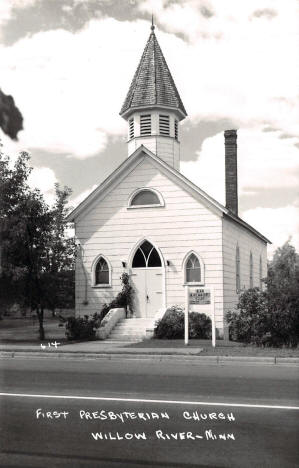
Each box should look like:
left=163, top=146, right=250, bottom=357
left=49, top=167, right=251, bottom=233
left=132, top=240, right=162, bottom=268
left=249, top=251, right=253, bottom=288
left=236, top=245, right=240, bottom=293
left=259, top=255, right=263, bottom=289
left=93, top=255, right=111, bottom=287
left=184, top=252, right=204, bottom=285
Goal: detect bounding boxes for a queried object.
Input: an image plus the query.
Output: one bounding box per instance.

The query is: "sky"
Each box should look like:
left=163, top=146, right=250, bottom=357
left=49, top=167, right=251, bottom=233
left=0, top=0, right=298, bottom=257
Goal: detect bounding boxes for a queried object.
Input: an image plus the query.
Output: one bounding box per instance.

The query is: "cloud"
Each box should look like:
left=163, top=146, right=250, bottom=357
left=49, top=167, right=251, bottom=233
left=71, top=183, right=98, bottom=209
left=181, top=127, right=299, bottom=254
left=181, top=127, right=299, bottom=204
left=1, top=3, right=298, bottom=160
left=243, top=205, right=299, bottom=257
left=138, top=0, right=299, bottom=135
left=28, top=166, right=58, bottom=205
left=252, top=9, right=277, bottom=19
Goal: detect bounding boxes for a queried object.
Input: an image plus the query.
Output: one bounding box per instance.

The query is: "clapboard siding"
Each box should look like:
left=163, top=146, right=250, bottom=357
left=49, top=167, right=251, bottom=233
left=75, top=158, right=225, bottom=330
left=222, top=216, right=267, bottom=321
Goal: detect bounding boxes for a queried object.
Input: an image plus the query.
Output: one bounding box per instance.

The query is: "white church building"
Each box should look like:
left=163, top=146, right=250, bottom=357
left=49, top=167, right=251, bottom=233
left=67, top=23, right=270, bottom=339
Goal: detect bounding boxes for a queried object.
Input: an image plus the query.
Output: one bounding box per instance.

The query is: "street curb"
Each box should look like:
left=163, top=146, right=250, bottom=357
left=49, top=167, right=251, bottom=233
left=1, top=350, right=299, bottom=366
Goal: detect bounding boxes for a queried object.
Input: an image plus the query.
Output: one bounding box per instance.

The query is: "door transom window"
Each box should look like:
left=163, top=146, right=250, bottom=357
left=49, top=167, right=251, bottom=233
left=132, top=240, right=162, bottom=268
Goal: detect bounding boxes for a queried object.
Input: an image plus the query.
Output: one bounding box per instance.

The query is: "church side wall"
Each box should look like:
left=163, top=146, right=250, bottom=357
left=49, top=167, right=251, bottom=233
left=222, top=216, right=267, bottom=333
left=75, top=159, right=225, bottom=333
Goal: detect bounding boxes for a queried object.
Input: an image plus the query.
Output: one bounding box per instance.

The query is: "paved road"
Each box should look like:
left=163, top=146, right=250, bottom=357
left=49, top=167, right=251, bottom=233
left=1, top=358, right=299, bottom=467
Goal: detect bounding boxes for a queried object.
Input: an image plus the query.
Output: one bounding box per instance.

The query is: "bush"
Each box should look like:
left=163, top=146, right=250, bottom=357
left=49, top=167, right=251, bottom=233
left=226, top=286, right=299, bottom=347
left=154, top=306, right=211, bottom=339
left=226, top=288, right=269, bottom=345
left=155, top=306, right=185, bottom=339
left=99, top=273, right=134, bottom=320
left=189, top=312, right=212, bottom=339
left=65, top=273, right=134, bottom=341
left=65, top=313, right=101, bottom=341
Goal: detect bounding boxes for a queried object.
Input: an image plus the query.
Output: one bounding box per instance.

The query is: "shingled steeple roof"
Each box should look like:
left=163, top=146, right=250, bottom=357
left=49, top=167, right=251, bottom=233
left=120, top=23, right=187, bottom=119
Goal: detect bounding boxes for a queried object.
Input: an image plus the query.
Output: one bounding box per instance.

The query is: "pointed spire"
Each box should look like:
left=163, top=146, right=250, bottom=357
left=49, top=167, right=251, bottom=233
left=120, top=25, right=187, bottom=119
left=151, top=14, right=155, bottom=32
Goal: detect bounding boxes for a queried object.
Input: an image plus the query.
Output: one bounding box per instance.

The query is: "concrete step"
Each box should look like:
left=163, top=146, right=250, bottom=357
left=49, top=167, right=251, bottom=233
left=105, top=318, right=154, bottom=342
left=113, top=325, right=154, bottom=332
left=110, top=332, right=146, bottom=338
left=109, top=334, right=145, bottom=341
left=105, top=337, right=143, bottom=342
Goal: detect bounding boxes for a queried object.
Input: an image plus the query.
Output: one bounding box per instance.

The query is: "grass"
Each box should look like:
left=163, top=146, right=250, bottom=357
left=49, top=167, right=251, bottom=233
left=0, top=310, right=74, bottom=344
left=124, top=338, right=299, bottom=357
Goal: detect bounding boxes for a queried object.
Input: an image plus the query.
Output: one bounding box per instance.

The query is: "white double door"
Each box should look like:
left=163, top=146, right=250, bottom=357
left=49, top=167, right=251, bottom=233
left=131, top=268, right=163, bottom=318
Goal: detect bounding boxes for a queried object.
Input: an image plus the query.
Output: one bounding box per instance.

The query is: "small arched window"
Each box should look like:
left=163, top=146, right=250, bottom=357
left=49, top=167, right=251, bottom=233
left=249, top=251, right=253, bottom=288
left=94, top=256, right=110, bottom=286
left=128, top=188, right=163, bottom=208
left=185, top=253, right=202, bottom=284
left=236, top=245, right=240, bottom=293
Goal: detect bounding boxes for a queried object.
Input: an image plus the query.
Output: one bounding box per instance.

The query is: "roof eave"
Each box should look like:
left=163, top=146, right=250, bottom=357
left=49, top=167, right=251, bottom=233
left=120, top=104, right=187, bottom=121
left=224, top=212, right=271, bottom=244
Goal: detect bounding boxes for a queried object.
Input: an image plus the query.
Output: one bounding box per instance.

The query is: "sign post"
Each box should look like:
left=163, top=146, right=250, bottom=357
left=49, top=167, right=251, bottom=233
left=187, top=286, right=216, bottom=348
left=211, top=287, right=216, bottom=348
left=184, top=285, right=189, bottom=346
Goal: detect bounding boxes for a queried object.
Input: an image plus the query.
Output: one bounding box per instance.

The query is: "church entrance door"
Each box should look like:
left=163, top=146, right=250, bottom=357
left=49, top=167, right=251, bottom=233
left=130, top=240, right=163, bottom=318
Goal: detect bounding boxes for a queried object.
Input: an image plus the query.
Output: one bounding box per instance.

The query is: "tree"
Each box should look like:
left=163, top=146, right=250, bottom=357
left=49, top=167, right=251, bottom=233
left=0, top=89, right=23, bottom=140
left=0, top=147, right=75, bottom=339
left=227, top=241, right=299, bottom=347
left=265, top=241, right=299, bottom=346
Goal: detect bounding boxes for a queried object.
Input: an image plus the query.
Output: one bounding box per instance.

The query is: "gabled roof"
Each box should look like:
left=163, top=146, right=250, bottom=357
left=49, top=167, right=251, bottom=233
left=66, top=145, right=271, bottom=244
left=120, top=26, right=187, bottom=119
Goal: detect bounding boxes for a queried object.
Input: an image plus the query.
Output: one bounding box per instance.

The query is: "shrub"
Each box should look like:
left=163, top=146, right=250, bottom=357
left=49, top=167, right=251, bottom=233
left=155, top=306, right=185, bottom=339
left=99, top=272, right=134, bottom=320
left=65, top=273, right=134, bottom=341
left=65, top=313, right=101, bottom=341
left=226, top=285, right=299, bottom=347
left=154, top=306, right=211, bottom=339
left=226, top=288, right=269, bottom=345
left=189, top=312, right=212, bottom=339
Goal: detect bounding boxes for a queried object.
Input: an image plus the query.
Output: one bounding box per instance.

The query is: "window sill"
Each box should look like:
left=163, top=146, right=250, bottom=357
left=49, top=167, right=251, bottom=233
left=92, top=285, right=112, bottom=289
left=183, top=282, right=205, bottom=287
left=127, top=204, right=164, bottom=209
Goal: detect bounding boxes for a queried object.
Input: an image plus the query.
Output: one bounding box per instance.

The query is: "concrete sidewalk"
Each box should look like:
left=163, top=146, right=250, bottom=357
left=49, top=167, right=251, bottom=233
left=1, top=341, right=299, bottom=366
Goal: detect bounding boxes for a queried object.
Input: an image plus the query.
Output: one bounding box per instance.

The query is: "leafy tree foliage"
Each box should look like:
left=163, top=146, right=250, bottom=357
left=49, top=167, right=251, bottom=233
left=0, top=89, right=23, bottom=140
left=0, top=147, right=75, bottom=339
left=227, top=241, right=299, bottom=347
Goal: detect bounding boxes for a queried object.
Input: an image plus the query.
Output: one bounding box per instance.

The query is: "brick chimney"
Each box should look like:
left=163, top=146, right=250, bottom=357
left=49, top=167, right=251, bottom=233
left=224, top=129, right=238, bottom=216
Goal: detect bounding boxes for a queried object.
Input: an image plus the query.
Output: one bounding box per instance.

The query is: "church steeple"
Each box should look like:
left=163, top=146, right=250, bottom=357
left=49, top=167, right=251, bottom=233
left=120, top=21, right=187, bottom=170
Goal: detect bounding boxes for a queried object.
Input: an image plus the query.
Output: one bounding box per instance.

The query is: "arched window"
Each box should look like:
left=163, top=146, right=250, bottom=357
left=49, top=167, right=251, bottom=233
left=259, top=255, right=263, bottom=289
left=128, top=188, right=163, bottom=208
left=132, top=240, right=162, bottom=268
left=236, top=245, right=240, bottom=293
left=249, top=251, right=253, bottom=288
left=185, top=253, right=202, bottom=284
left=94, top=256, right=110, bottom=286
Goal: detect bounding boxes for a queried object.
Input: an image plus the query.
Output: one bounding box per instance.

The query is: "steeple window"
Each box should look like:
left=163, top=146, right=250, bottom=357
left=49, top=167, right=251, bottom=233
left=129, top=118, right=134, bottom=139
left=174, top=120, right=178, bottom=140
left=159, top=114, right=170, bottom=136
left=140, top=114, right=151, bottom=135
